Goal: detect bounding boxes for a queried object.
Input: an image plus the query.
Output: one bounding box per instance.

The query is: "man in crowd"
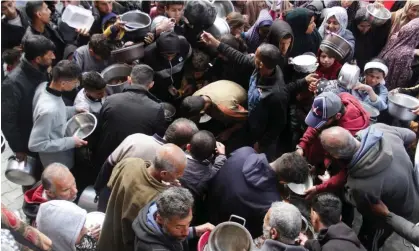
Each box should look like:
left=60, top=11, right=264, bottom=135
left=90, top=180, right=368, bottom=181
left=23, top=1, right=65, bottom=64
left=1, top=0, right=30, bottom=52
left=299, top=92, right=370, bottom=199
left=90, top=0, right=126, bottom=35
left=29, top=60, right=86, bottom=169
left=300, top=193, right=366, bottom=251
left=132, top=187, right=215, bottom=251
left=260, top=202, right=306, bottom=251
left=98, top=144, right=187, bottom=251
left=206, top=148, right=309, bottom=237
left=23, top=163, right=78, bottom=224
left=94, top=64, right=167, bottom=169
left=319, top=124, right=419, bottom=250
left=73, top=34, right=112, bottom=72
left=144, top=31, right=192, bottom=102
left=94, top=118, right=198, bottom=212
left=2, top=35, right=55, bottom=163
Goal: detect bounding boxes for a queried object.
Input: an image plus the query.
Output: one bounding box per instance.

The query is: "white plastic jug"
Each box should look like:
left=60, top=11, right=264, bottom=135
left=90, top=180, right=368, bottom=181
left=62, top=5, right=94, bottom=31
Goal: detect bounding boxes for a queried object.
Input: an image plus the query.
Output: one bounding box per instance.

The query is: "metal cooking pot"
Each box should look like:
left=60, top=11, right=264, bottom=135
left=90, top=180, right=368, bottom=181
left=111, top=43, right=144, bottom=63
left=289, top=55, right=318, bottom=73
left=206, top=215, right=253, bottom=251
left=78, top=186, right=98, bottom=213
left=388, top=93, right=419, bottom=121
left=320, top=33, right=352, bottom=61
left=360, top=101, right=380, bottom=123
left=101, top=64, right=132, bottom=95
left=210, top=0, right=234, bottom=18
left=120, top=10, right=151, bottom=33
left=366, top=4, right=391, bottom=26
left=206, top=17, right=230, bottom=38
left=5, top=155, right=37, bottom=186
left=65, top=112, right=97, bottom=139
left=185, top=0, right=217, bottom=29
left=338, top=63, right=360, bottom=89
left=162, top=102, right=176, bottom=122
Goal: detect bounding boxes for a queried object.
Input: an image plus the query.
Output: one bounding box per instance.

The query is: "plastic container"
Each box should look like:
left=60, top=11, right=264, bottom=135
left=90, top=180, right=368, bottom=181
left=61, top=5, right=94, bottom=31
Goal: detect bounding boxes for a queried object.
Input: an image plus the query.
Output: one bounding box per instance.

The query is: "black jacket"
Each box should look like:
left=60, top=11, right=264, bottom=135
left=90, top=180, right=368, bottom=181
left=305, top=222, right=367, bottom=251
left=1, top=58, right=49, bottom=154
left=93, top=85, right=166, bottom=168
left=217, top=43, right=306, bottom=149
left=144, top=35, right=192, bottom=102
left=267, top=19, right=294, bottom=74
left=1, top=8, right=30, bottom=52
left=262, top=240, right=307, bottom=251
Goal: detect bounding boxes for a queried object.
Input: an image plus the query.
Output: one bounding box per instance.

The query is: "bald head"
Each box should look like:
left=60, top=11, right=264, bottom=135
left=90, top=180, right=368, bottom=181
left=320, top=126, right=360, bottom=159
left=154, top=143, right=187, bottom=175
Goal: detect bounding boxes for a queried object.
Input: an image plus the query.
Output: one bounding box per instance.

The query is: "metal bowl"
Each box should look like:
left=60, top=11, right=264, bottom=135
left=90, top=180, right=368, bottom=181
left=162, top=102, right=176, bottom=122
left=120, top=10, right=151, bottom=32
left=65, top=112, right=97, bottom=139
left=366, top=4, right=391, bottom=26
left=5, top=155, right=37, bottom=186
left=289, top=55, right=318, bottom=73
left=388, top=93, right=419, bottom=121
left=211, top=0, right=234, bottom=18
left=111, top=43, right=144, bottom=63
left=320, top=33, right=352, bottom=61
left=101, top=64, right=132, bottom=94
left=287, top=175, right=314, bottom=196
left=360, top=101, right=380, bottom=118
left=206, top=17, right=230, bottom=38
left=338, top=63, right=360, bottom=89
left=78, top=186, right=98, bottom=213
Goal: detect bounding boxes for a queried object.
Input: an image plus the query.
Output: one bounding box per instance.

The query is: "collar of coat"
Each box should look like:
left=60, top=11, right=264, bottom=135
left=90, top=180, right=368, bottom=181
left=123, top=84, right=161, bottom=103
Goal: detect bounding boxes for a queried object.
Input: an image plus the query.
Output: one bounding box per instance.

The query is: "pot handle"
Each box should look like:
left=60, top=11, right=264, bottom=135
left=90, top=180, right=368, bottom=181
left=301, top=216, right=309, bottom=233
left=288, top=57, right=294, bottom=65
left=229, top=215, right=246, bottom=227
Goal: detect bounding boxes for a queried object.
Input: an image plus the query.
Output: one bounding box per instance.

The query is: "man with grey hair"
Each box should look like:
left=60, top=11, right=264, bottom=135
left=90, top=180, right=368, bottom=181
left=132, top=187, right=215, bottom=251
left=319, top=123, right=419, bottom=250
left=98, top=144, right=188, bottom=251
left=94, top=118, right=198, bottom=211
left=23, top=163, right=77, bottom=224
left=94, top=64, right=167, bottom=169
left=260, top=202, right=306, bottom=251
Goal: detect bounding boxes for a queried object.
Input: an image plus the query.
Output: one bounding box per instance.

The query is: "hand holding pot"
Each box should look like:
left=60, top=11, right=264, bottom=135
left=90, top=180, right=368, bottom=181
left=195, top=223, right=215, bottom=237
left=74, top=136, right=88, bottom=148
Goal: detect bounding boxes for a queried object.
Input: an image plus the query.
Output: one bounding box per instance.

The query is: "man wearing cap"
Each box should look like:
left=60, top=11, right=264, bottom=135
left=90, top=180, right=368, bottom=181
left=143, top=31, right=192, bottom=103
left=296, top=92, right=370, bottom=198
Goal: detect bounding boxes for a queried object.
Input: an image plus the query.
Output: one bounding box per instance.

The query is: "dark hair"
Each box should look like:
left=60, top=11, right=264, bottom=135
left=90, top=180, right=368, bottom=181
left=271, top=152, right=309, bottom=183
left=89, top=34, right=112, bottom=60
left=220, top=34, right=247, bottom=53
left=2, top=49, right=21, bottom=65
left=312, top=193, right=342, bottom=227
left=130, top=64, right=154, bottom=86
left=191, top=49, right=210, bottom=71
left=165, top=1, right=185, bottom=8
left=165, top=118, right=199, bottom=147
left=82, top=72, right=106, bottom=91
left=25, top=1, right=45, bottom=21
left=282, top=33, right=293, bottom=40
left=23, top=35, right=56, bottom=61
left=51, top=60, right=82, bottom=82
left=189, top=130, right=216, bottom=161
left=364, top=58, right=387, bottom=76
left=258, top=43, right=280, bottom=69
left=180, top=96, right=206, bottom=118
left=226, top=12, right=245, bottom=29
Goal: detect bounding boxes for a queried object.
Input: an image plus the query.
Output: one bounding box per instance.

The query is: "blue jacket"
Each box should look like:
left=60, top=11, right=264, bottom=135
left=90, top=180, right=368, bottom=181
left=351, top=82, right=388, bottom=111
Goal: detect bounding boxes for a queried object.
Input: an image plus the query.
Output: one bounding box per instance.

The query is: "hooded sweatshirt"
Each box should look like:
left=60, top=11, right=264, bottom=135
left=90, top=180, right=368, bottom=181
left=206, top=147, right=281, bottom=237
left=22, top=183, right=47, bottom=223
left=262, top=240, right=307, bottom=251
left=345, top=123, right=419, bottom=224
left=268, top=20, right=294, bottom=73
left=36, top=200, right=87, bottom=251
left=305, top=222, right=366, bottom=251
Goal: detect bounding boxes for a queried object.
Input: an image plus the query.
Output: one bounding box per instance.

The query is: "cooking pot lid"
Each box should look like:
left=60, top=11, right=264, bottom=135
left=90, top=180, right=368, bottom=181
left=287, top=175, right=313, bottom=195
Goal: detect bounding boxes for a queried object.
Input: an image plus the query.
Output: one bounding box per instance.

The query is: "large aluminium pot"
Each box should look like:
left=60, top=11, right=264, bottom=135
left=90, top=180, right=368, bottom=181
left=206, top=215, right=253, bottom=251
left=320, top=32, right=352, bottom=61
left=101, top=64, right=132, bottom=95
left=338, top=63, right=360, bottom=89
left=120, top=10, right=151, bottom=33
left=388, top=93, right=419, bottom=121
left=111, top=43, right=144, bottom=63
left=5, top=155, right=37, bottom=186
left=366, top=3, right=391, bottom=26
left=78, top=186, right=98, bottom=213
left=206, top=17, right=230, bottom=38
left=185, top=0, right=217, bottom=29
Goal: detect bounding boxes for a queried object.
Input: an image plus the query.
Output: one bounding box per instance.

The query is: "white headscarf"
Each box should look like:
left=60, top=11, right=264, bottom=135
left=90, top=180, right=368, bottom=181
left=319, top=6, right=349, bottom=38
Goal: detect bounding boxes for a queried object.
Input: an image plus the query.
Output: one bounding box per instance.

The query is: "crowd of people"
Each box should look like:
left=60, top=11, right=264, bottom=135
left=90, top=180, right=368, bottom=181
left=1, top=0, right=419, bottom=251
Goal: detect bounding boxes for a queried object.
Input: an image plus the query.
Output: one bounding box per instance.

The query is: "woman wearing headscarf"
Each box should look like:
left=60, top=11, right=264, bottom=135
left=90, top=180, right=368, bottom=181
left=284, top=8, right=322, bottom=57
left=244, top=9, right=273, bottom=53
left=388, top=0, right=419, bottom=39
left=350, top=7, right=388, bottom=70
left=326, top=0, right=366, bottom=27
left=379, top=18, right=419, bottom=90
left=244, top=0, right=268, bottom=26
left=319, top=6, right=356, bottom=62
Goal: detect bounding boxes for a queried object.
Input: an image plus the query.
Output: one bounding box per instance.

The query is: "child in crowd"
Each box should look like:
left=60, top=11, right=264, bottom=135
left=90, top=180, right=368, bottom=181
left=2, top=48, right=21, bottom=76
left=165, top=1, right=186, bottom=35
left=149, top=1, right=166, bottom=19
left=102, top=12, right=126, bottom=47
left=180, top=49, right=211, bottom=97
left=315, top=49, right=342, bottom=80
left=74, top=71, right=107, bottom=114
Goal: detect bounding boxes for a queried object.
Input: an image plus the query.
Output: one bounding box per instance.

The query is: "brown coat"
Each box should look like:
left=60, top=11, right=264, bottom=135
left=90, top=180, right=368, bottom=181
left=98, top=158, right=167, bottom=251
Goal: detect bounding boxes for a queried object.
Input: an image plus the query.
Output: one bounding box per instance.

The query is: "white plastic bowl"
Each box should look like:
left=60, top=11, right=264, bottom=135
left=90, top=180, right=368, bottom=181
left=62, top=5, right=94, bottom=31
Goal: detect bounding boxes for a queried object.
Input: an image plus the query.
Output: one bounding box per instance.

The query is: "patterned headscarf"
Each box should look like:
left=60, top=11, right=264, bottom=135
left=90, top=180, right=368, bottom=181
left=319, top=6, right=349, bottom=37
left=245, top=9, right=273, bottom=53
left=389, top=0, right=419, bottom=38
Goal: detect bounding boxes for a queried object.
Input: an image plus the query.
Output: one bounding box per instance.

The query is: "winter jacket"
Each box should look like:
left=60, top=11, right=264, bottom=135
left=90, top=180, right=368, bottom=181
left=267, top=19, right=294, bottom=72
left=93, top=85, right=166, bottom=169
left=262, top=240, right=308, bottom=251
left=1, top=8, right=30, bottom=51
left=386, top=212, right=419, bottom=247
left=1, top=58, right=49, bottom=155
left=22, top=182, right=46, bottom=224
left=350, top=81, right=388, bottom=111
left=305, top=222, right=366, bottom=251
left=206, top=147, right=281, bottom=237
left=346, top=123, right=419, bottom=225
left=132, top=202, right=191, bottom=251
left=144, top=33, right=192, bottom=102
